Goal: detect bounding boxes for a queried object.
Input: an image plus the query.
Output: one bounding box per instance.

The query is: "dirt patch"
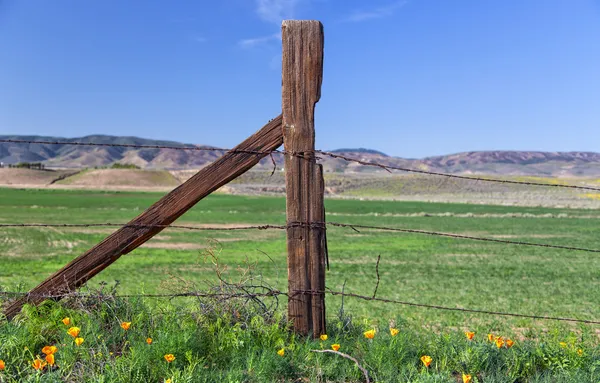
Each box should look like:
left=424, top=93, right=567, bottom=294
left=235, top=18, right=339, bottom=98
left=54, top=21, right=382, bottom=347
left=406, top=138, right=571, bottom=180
left=0, top=168, right=77, bottom=185
left=141, top=242, right=207, bottom=250
left=489, top=234, right=567, bottom=239
left=442, top=253, right=495, bottom=258
left=48, top=240, right=84, bottom=250
left=57, top=169, right=180, bottom=187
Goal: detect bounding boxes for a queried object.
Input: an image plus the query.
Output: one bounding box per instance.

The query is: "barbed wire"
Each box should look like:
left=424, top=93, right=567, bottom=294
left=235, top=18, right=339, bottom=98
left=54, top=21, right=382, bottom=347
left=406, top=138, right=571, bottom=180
left=3, top=221, right=600, bottom=253
left=294, top=289, right=600, bottom=325
left=0, top=223, right=288, bottom=231
left=4, top=138, right=600, bottom=192
left=327, top=222, right=600, bottom=253
left=1, top=288, right=597, bottom=325
left=316, top=150, right=600, bottom=192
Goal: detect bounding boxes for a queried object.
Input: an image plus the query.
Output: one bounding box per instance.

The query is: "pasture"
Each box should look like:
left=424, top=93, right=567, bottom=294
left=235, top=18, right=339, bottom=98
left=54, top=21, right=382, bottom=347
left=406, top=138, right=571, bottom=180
left=1, top=187, right=599, bottom=336
left=2, top=187, right=600, bottom=382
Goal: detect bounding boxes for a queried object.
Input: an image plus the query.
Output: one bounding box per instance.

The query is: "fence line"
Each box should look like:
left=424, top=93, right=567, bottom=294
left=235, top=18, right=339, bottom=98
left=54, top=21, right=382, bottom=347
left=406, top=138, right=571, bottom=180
left=1, top=288, right=598, bottom=325
left=3, top=221, right=600, bottom=254
left=327, top=222, right=600, bottom=254
left=4, top=138, right=600, bottom=192
left=316, top=150, right=600, bottom=192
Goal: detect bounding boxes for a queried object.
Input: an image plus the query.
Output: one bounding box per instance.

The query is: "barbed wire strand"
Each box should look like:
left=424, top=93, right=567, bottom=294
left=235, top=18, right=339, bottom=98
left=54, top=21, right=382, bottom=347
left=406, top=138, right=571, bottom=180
left=316, top=150, right=600, bottom=192
left=3, top=138, right=600, bottom=192
left=327, top=222, right=600, bottom=253
left=0, top=223, right=287, bottom=231
left=1, top=289, right=598, bottom=325
left=3, top=221, right=600, bottom=253
left=294, top=289, right=600, bottom=325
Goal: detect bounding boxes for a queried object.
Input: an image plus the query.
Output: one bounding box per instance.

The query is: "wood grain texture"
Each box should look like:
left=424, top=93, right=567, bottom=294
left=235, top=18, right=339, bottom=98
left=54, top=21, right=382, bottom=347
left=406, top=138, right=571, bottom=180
left=309, top=164, right=326, bottom=336
left=282, top=20, right=325, bottom=337
left=4, top=115, right=283, bottom=320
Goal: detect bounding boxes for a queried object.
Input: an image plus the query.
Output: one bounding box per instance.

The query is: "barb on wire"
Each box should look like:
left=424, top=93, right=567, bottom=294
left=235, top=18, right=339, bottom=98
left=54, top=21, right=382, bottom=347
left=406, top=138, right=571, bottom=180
left=328, top=222, right=600, bottom=254
left=316, top=150, right=600, bottom=192
left=295, top=289, right=600, bottom=325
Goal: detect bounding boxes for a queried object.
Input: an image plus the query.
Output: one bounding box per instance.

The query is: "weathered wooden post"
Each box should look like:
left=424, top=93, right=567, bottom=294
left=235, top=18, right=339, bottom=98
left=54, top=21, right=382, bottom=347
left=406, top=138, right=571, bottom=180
left=282, top=20, right=326, bottom=337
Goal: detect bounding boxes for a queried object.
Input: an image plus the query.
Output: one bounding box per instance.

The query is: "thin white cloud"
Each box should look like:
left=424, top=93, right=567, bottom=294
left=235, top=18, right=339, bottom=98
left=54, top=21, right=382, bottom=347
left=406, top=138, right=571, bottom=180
left=256, top=0, right=300, bottom=24
left=238, top=32, right=281, bottom=48
left=343, top=0, right=407, bottom=22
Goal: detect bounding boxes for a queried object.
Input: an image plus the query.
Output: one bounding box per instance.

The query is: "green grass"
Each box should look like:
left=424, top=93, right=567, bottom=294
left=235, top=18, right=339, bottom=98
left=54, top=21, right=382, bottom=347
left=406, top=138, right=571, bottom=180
left=1, top=187, right=600, bottom=381
left=0, top=295, right=599, bottom=382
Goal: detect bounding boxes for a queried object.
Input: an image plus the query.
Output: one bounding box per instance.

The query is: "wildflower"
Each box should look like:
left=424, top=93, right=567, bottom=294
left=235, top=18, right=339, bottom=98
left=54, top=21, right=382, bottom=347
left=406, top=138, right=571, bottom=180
left=559, top=342, right=567, bottom=348
left=465, top=331, right=475, bottom=340
left=0, top=359, right=5, bottom=370
left=462, top=373, right=472, bottom=383
left=165, top=379, right=172, bottom=383
left=74, top=337, right=84, bottom=346
left=62, top=317, right=70, bottom=326
left=164, top=354, right=176, bottom=363
left=45, top=354, right=55, bottom=366
left=320, top=334, right=328, bottom=341
left=42, top=345, right=57, bottom=355
left=390, top=328, right=400, bottom=337
left=577, top=349, right=583, bottom=356
left=420, top=355, right=432, bottom=367
left=332, top=344, right=340, bottom=351
left=277, top=348, right=285, bottom=357
left=120, top=322, right=132, bottom=331
left=364, top=329, right=376, bottom=339
left=32, top=358, right=47, bottom=370
left=495, top=337, right=505, bottom=349
left=67, top=327, right=80, bottom=338
left=487, top=333, right=495, bottom=342
left=506, top=339, right=514, bottom=348
left=146, top=338, right=153, bottom=345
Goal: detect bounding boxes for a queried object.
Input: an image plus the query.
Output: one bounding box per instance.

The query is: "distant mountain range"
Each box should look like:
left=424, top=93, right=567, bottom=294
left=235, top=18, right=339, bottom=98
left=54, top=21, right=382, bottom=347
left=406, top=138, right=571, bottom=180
left=2, top=135, right=600, bottom=177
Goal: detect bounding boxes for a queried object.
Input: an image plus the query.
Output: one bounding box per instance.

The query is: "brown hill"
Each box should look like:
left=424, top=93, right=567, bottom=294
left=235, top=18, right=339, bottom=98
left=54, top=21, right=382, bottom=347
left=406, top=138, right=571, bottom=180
left=2, top=135, right=600, bottom=176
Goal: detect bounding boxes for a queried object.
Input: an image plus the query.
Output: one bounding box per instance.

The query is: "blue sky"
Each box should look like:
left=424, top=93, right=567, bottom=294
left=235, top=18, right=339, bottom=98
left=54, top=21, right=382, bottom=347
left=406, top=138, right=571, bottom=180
left=1, top=0, right=599, bottom=158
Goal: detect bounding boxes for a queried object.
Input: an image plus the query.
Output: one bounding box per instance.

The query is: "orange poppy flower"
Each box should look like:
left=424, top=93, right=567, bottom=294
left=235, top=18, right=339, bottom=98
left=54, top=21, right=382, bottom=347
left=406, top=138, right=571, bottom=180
left=462, top=373, right=472, bottom=383
left=146, top=338, right=153, bottom=345
left=364, top=329, right=376, bottom=339
left=277, top=348, right=285, bottom=357
left=465, top=331, right=475, bottom=340
left=164, top=354, right=175, bottom=363
left=42, top=345, right=58, bottom=355
left=487, top=333, right=495, bottom=342
left=32, top=358, right=47, bottom=370
left=67, top=327, right=80, bottom=338
left=0, top=359, right=5, bottom=370
left=74, top=337, right=84, bottom=346
left=62, top=317, right=70, bottom=326
left=120, top=322, right=132, bottom=331
left=506, top=339, right=514, bottom=348
left=390, top=328, right=400, bottom=337
left=319, top=334, right=328, bottom=341
left=495, top=337, right=505, bottom=349
left=420, top=355, right=432, bottom=367
left=45, top=354, right=55, bottom=366
left=331, top=344, right=340, bottom=351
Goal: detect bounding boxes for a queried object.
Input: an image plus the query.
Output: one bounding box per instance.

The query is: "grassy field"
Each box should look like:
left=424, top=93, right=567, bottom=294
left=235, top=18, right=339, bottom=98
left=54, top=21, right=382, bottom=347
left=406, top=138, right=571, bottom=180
left=1, top=187, right=599, bottom=332
left=1, top=187, right=600, bottom=381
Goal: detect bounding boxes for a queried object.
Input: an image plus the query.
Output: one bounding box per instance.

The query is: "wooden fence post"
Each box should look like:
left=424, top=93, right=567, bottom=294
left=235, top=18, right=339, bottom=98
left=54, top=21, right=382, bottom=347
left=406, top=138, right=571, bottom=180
left=282, top=20, right=326, bottom=337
